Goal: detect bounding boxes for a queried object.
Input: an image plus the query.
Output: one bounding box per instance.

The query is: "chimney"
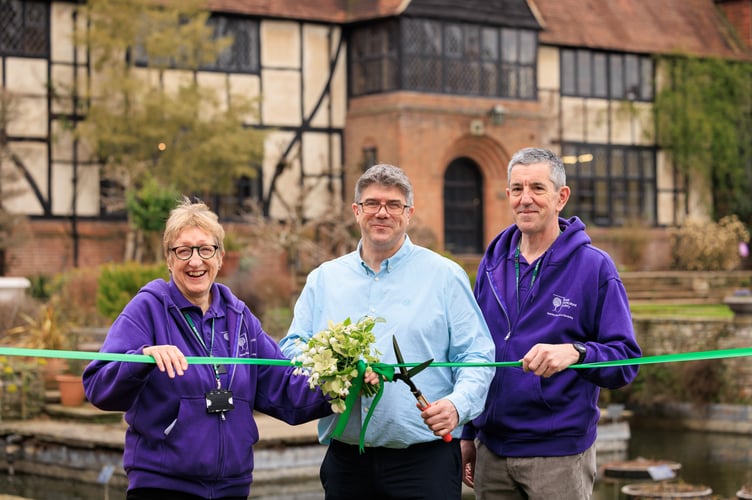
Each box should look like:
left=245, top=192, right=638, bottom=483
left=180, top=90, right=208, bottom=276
left=716, top=0, right=752, bottom=49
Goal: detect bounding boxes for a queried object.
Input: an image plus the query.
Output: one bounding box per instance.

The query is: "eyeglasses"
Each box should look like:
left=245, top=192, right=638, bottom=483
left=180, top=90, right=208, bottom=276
left=357, top=200, right=410, bottom=215
left=170, top=245, right=219, bottom=261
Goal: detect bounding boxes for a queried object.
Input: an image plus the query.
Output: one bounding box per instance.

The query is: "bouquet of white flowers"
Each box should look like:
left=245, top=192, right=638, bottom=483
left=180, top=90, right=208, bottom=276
left=293, top=316, right=383, bottom=413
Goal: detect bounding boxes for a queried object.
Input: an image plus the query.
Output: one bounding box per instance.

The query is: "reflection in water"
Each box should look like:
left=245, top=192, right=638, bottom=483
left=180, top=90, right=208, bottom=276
left=1, top=427, right=751, bottom=499
left=595, top=426, right=752, bottom=499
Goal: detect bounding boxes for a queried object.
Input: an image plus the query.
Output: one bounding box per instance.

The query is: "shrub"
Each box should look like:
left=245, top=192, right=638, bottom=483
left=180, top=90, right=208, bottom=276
left=48, top=267, right=109, bottom=327
left=670, top=215, right=750, bottom=270
left=0, top=356, right=45, bottom=420
left=97, top=262, right=168, bottom=321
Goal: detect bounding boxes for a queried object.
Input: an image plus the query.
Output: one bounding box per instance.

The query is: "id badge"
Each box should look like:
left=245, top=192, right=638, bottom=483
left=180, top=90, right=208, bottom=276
left=205, top=389, right=234, bottom=414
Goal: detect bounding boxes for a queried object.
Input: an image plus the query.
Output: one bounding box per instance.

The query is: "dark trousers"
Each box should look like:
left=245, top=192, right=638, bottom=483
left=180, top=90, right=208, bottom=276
left=320, top=439, right=462, bottom=500
left=126, top=488, right=246, bottom=500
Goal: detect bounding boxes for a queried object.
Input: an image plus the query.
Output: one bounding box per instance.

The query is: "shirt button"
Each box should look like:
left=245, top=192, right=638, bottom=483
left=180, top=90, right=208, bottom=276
left=374, top=277, right=379, bottom=281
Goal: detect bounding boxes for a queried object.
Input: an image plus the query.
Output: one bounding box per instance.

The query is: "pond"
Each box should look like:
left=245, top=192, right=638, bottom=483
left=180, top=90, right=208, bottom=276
left=1, top=427, right=751, bottom=499
left=594, top=426, right=752, bottom=499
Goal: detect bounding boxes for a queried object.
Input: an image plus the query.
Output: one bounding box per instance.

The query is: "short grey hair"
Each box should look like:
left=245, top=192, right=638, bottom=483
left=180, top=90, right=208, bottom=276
left=507, top=147, right=566, bottom=189
left=163, top=196, right=225, bottom=258
left=354, top=164, right=414, bottom=206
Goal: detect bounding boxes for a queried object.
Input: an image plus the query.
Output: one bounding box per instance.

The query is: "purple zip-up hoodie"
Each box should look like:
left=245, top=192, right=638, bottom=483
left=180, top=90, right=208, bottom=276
left=462, top=216, right=641, bottom=457
left=83, top=278, right=331, bottom=498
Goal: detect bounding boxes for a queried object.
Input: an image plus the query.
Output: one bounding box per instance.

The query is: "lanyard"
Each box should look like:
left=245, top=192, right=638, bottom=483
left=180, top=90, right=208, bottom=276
left=183, top=313, right=222, bottom=389
left=514, top=245, right=541, bottom=313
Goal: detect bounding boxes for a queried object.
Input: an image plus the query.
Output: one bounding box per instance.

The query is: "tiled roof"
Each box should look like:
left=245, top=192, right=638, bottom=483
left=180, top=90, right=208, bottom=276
left=208, top=0, right=748, bottom=59
left=530, top=0, right=749, bottom=59
left=207, top=0, right=408, bottom=23
left=208, top=0, right=539, bottom=26
left=403, top=0, right=541, bottom=29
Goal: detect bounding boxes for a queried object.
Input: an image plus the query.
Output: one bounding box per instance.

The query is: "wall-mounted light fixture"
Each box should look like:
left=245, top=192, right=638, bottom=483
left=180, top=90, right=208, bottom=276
left=488, top=104, right=506, bottom=125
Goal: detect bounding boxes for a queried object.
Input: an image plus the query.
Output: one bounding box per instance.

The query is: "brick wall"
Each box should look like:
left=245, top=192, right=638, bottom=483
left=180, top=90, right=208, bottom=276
left=6, top=219, right=128, bottom=277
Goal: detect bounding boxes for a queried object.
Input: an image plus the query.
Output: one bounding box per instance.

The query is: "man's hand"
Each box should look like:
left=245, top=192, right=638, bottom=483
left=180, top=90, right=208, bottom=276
left=143, top=345, right=188, bottom=378
left=520, top=343, right=580, bottom=377
left=460, top=439, right=477, bottom=488
left=419, top=398, right=458, bottom=439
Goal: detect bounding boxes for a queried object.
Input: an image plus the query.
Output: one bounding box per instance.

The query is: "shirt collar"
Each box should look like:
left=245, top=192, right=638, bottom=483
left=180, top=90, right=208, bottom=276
left=358, top=234, right=413, bottom=274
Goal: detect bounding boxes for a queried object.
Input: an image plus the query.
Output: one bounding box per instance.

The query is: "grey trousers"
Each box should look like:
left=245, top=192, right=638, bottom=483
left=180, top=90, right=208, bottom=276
left=473, top=442, right=596, bottom=500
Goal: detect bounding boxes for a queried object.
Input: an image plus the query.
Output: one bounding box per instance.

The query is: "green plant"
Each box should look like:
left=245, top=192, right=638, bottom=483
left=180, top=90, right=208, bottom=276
left=630, top=303, right=733, bottom=319
left=670, top=215, right=750, bottom=270
left=5, top=300, right=73, bottom=351
left=654, top=55, right=752, bottom=227
left=96, top=262, right=169, bottom=321
left=0, top=355, right=45, bottom=420
left=48, top=267, right=109, bottom=328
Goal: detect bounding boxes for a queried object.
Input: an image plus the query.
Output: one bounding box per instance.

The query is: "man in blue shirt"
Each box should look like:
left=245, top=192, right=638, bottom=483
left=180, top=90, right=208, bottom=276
left=280, top=163, right=495, bottom=500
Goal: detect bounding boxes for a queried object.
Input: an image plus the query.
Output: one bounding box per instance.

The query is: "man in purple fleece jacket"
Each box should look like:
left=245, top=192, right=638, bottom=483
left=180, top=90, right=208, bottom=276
left=83, top=198, right=331, bottom=500
left=460, top=148, right=642, bottom=499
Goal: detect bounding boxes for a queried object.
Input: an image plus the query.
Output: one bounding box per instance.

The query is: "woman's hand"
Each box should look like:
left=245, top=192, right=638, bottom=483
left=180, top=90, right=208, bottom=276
left=143, top=345, right=189, bottom=378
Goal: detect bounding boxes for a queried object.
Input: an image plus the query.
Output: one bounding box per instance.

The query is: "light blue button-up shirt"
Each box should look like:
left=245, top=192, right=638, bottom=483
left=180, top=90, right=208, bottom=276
left=280, top=235, right=495, bottom=448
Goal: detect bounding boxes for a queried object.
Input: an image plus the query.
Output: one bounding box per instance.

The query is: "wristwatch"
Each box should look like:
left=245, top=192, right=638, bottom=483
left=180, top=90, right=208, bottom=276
left=572, top=342, right=587, bottom=365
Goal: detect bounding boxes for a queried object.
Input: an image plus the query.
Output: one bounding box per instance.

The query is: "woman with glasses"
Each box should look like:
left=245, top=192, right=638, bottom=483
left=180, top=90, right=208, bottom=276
left=83, top=197, right=332, bottom=500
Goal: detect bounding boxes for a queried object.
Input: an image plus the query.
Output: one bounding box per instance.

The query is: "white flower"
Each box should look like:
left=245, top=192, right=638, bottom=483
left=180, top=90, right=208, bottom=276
left=293, top=316, right=384, bottom=413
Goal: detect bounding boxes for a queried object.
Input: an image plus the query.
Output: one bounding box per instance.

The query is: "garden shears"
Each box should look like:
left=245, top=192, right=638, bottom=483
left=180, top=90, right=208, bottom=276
left=392, top=335, right=453, bottom=442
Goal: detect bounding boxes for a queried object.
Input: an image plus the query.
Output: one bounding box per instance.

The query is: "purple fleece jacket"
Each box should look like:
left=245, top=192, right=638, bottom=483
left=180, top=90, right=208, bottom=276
left=462, top=216, right=641, bottom=457
left=83, top=279, right=331, bottom=498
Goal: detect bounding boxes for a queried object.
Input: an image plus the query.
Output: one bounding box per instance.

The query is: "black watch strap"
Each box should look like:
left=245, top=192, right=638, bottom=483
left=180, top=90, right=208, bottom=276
left=573, top=342, right=586, bottom=365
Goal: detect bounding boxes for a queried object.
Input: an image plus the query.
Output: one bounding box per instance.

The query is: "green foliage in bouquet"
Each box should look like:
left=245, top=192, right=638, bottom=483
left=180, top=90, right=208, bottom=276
left=293, top=316, right=384, bottom=413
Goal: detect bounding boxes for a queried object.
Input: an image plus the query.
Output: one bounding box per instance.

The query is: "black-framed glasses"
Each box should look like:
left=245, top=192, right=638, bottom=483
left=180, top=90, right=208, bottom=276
left=170, top=245, right=219, bottom=261
left=357, top=199, right=410, bottom=215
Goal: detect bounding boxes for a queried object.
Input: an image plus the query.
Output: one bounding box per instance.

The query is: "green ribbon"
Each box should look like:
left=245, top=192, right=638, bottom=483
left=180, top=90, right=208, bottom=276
left=330, top=360, right=395, bottom=453
left=3, top=345, right=752, bottom=453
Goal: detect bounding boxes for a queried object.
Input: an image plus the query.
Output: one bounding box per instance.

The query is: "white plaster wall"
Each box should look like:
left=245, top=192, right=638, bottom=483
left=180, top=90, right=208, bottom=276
left=2, top=142, right=48, bottom=215
left=560, top=97, right=586, bottom=142
left=263, top=130, right=298, bottom=219
left=261, top=21, right=300, bottom=70
left=303, top=24, right=336, bottom=129
left=51, top=162, right=100, bottom=216
left=261, top=69, right=302, bottom=127
left=537, top=46, right=559, bottom=91
left=5, top=58, right=48, bottom=138
left=228, top=73, right=261, bottom=125
left=51, top=3, right=76, bottom=63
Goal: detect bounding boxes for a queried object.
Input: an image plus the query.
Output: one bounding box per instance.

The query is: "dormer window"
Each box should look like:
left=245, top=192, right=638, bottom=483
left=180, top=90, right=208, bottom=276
left=349, top=18, right=537, bottom=99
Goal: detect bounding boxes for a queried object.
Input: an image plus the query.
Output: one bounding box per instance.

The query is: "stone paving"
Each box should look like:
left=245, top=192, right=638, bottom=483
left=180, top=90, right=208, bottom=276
left=0, top=402, right=320, bottom=450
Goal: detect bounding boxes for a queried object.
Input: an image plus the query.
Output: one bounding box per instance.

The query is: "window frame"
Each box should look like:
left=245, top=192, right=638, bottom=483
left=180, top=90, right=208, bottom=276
left=349, top=18, right=537, bottom=99
left=561, top=143, right=658, bottom=227
left=0, top=0, right=50, bottom=58
left=560, top=48, right=653, bottom=101
left=132, top=13, right=260, bottom=75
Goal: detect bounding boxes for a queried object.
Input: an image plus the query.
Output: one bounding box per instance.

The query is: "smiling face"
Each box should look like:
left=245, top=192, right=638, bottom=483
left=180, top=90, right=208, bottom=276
left=352, top=184, right=414, bottom=260
left=167, top=226, right=224, bottom=311
left=507, top=162, right=570, bottom=237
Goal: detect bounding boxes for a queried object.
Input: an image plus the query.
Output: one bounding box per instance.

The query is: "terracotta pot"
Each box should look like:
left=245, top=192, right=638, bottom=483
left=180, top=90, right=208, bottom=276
left=42, top=358, right=69, bottom=390
left=55, top=374, right=85, bottom=407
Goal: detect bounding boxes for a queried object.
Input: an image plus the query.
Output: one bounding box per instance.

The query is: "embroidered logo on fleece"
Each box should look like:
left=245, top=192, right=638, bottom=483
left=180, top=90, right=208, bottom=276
left=547, top=294, right=577, bottom=320
left=237, top=331, right=250, bottom=357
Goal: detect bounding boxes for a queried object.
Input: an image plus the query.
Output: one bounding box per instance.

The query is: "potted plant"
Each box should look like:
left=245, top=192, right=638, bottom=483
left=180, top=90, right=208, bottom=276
left=54, top=364, right=86, bottom=407
left=6, top=300, right=71, bottom=389
left=5, top=299, right=88, bottom=406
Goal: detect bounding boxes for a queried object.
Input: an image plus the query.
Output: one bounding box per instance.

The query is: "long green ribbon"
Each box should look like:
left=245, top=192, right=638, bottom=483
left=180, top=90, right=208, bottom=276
left=3, top=345, right=752, bottom=452
left=4, top=346, right=750, bottom=368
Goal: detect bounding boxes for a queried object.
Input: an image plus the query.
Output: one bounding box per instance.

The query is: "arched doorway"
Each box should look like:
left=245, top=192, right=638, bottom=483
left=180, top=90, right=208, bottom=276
left=443, top=157, right=484, bottom=254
